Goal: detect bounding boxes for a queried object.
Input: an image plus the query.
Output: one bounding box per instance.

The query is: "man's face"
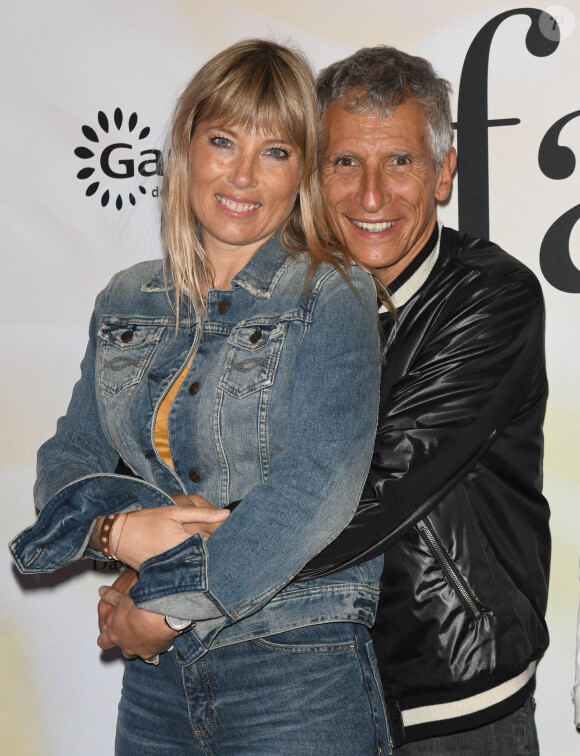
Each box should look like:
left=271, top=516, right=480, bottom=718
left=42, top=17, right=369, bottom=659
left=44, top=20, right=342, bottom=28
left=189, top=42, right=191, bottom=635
left=321, top=99, right=456, bottom=286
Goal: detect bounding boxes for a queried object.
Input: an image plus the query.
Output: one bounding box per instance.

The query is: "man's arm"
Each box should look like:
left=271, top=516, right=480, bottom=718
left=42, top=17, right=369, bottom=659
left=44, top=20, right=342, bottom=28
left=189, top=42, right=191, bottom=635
left=297, top=250, right=547, bottom=580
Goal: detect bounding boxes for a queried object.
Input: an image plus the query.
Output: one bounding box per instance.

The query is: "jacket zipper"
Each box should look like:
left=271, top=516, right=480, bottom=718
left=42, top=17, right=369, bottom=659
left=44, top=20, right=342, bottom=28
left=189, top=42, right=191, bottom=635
left=416, top=519, right=482, bottom=619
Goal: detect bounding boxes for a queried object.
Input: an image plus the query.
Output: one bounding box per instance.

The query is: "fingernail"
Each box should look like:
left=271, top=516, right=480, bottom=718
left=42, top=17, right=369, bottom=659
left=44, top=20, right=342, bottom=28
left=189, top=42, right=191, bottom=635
left=98, top=586, right=107, bottom=597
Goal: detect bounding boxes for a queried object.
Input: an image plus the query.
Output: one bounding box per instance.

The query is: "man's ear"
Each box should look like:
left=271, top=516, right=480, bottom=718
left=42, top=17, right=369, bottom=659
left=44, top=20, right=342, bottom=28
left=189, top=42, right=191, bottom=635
left=434, top=147, right=457, bottom=203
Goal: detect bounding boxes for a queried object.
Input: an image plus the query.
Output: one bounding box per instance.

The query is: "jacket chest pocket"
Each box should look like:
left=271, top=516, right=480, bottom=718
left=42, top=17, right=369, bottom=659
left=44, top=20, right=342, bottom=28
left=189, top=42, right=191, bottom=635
left=218, top=322, right=286, bottom=398
left=97, top=319, right=165, bottom=397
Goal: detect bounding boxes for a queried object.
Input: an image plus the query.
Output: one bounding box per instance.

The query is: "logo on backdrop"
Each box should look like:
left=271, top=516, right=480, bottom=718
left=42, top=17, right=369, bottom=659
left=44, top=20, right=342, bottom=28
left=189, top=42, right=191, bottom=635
left=74, top=108, right=162, bottom=210
left=454, top=6, right=579, bottom=293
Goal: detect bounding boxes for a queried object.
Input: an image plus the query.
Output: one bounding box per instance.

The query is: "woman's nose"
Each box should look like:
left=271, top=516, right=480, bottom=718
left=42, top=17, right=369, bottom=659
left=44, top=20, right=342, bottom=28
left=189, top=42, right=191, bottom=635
left=229, top=152, right=257, bottom=189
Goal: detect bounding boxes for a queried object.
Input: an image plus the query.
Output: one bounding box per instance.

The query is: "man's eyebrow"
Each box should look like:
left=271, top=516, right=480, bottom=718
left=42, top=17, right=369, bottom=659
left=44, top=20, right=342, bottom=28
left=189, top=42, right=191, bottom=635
left=324, top=150, right=356, bottom=161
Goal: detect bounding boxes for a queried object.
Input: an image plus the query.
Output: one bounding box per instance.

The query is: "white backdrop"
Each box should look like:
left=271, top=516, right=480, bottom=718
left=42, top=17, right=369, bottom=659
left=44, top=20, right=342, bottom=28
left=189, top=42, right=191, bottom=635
left=2, top=1, right=579, bottom=753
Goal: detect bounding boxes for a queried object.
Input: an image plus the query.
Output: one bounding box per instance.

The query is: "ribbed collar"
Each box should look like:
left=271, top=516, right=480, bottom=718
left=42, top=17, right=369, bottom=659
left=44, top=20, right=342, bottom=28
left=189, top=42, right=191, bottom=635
left=378, top=222, right=442, bottom=312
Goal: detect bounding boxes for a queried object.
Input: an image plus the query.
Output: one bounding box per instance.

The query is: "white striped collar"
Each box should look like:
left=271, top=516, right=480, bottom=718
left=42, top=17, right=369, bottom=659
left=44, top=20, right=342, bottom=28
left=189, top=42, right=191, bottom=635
left=378, top=221, right=443, bottom=313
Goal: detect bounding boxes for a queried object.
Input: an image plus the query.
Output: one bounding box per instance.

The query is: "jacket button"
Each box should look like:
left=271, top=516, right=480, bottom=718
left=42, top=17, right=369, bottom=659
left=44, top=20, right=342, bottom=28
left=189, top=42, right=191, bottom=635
left=218, top=300, right=229, bottom=314
left=120, top=330, right=134, bottom=343
left=188, top=469, right=201, bottom=483
left=176, top=652, right=184, bottom=660
left=249, top=329, right=262, bottom=344
left=189, top=382, right=199, bottom=395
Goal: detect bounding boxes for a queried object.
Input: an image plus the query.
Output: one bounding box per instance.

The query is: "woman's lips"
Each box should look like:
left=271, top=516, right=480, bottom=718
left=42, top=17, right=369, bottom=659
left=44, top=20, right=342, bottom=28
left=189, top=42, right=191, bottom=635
left=215, top=193, right=261, bottom=215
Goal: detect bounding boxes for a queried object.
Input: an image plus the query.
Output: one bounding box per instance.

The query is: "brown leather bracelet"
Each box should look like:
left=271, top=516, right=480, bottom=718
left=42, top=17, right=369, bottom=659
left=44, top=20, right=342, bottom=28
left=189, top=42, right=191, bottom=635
left=99, top=513, right=122, bottom=559
left=111, top=512, right=129, bottom=561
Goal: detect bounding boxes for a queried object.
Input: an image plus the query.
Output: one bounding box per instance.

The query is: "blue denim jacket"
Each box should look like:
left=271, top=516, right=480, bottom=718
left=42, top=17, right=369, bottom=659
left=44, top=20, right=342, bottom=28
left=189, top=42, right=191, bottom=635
left=10, top=235, right=382, bottom=665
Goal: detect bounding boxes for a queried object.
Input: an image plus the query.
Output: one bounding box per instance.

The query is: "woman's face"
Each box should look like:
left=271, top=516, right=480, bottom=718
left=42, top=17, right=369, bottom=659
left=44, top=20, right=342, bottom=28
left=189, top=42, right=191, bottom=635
left=189, top=120, right=304, bottom=259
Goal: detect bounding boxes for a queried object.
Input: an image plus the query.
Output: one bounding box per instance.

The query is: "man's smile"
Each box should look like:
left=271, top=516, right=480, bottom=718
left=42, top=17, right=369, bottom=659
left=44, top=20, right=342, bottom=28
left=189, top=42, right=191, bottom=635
left=349, top=218, right=399, bottom=233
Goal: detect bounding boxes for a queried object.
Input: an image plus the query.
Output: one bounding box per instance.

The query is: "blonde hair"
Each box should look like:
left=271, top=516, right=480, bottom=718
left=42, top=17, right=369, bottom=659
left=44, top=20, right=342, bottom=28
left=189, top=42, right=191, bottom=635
left=161, top=39, right=345, bottom=317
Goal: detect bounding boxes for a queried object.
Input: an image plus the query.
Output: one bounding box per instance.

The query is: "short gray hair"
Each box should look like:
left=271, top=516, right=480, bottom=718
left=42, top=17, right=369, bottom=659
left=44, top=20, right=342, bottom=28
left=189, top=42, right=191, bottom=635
left=317, top=46, right=453, bottom=171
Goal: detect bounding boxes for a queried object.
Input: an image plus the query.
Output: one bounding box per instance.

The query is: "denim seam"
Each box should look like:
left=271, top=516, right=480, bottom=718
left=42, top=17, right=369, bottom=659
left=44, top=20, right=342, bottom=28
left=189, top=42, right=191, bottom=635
left=232, top=602, right=261, bottom=619
left=357, top=638, right=379, bottom=754
left=214, top=389, right=229, bottom=506
left=257, top=386, right=270, bottom=482
left=249, top=638, right=357, bottom=654
left=363, top=638, right=391, bottom=755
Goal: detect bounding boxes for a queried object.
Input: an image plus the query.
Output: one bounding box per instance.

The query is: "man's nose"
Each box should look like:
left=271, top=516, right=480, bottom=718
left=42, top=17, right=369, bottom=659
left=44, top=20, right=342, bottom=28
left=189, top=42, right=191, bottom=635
left=229, top=152, right=257, bottom=189
left=359, top=166, right=390, bottom=212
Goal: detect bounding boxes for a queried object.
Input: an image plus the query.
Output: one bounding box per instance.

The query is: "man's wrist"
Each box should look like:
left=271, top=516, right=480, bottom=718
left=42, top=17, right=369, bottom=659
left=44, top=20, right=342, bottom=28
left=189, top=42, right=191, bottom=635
left=164, top=616, right=196, bottom=635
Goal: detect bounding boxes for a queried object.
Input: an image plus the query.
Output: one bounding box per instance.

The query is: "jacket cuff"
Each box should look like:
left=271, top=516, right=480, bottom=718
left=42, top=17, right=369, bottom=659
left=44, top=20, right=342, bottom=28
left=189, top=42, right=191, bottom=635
left=131, top=535, right=232, bottom=621
left=9, top=474, right=174, bottom=573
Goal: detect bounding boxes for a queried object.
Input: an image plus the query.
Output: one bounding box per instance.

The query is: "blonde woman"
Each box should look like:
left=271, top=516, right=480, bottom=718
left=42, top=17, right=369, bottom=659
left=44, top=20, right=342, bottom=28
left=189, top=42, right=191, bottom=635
left=11, top=40, right=388, bottom=754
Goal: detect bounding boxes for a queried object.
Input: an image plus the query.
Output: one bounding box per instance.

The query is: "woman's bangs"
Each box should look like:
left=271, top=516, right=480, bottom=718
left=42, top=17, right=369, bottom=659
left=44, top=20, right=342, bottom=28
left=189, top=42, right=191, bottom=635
left=200, top=75, right=306, bottom=148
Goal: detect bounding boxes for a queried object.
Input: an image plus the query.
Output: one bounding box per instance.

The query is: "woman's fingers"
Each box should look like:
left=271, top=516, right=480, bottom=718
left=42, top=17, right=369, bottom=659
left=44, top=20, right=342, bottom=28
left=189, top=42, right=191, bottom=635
left=171, top=494, right=217, bottom=509
left=176, top=506, right=229, bottom=524
left=112, top=505, right=229, bottom=570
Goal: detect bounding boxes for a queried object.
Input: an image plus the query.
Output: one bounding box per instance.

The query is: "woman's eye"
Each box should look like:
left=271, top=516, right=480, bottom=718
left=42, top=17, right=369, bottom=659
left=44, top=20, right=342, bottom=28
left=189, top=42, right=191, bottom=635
left=210, top=136, right=230, bottom=149
left=268, top=147, right=289, bottom=160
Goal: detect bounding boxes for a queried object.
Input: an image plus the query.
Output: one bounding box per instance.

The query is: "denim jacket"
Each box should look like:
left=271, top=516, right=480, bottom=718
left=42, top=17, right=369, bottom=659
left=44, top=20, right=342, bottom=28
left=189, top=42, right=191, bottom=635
left=10, top=235, right=382, bottom=666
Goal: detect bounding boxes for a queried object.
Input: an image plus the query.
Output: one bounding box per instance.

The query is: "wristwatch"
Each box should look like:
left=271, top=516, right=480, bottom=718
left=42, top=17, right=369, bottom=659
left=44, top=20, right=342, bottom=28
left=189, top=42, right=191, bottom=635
left=164, top=615, right=196, bottom=635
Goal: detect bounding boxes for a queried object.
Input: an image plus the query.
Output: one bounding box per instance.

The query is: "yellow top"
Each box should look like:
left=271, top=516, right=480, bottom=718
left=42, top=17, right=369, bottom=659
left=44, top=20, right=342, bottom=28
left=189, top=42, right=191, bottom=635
left=153, top=352, right=195, bottom=468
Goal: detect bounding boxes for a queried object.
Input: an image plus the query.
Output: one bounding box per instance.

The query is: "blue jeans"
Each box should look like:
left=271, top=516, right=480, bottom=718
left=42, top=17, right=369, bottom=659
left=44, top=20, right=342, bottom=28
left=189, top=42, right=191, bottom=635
left=116, top=622, right=389, bottom=755
left=393, top=696, right=538, bottom=755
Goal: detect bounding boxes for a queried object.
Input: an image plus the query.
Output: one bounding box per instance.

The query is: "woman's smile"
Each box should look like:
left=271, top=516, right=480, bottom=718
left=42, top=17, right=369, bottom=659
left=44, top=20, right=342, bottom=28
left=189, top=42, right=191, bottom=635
left=214, top=192, right=261, bottom=216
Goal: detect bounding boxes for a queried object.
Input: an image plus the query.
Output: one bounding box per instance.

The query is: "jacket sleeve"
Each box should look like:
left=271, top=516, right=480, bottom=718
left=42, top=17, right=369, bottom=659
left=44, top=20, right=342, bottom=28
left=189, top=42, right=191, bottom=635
left=9, top=278, right=177, bottom=573
left=295, top=253, right=547, bottom=580
left=130, top=266, right=381, bottom=628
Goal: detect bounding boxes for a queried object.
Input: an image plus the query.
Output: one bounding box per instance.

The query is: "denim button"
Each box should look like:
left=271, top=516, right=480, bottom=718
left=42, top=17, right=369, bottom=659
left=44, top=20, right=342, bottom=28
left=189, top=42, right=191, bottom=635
left=188, top=469, right=200, bottom=482
left=218, top=300, right=229, bottom=314
left=249, top=329, right=262, bottom=344
left=188, top=382, right=199, bottom=395
left=176, top=651, right=184, bottom=660
left=120, top=330, right=134, bottom=343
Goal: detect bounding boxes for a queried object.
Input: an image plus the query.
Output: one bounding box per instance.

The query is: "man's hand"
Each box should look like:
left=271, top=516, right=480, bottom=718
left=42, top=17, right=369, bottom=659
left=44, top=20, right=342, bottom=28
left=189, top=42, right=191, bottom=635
left=96, top=496, right=227, bottom=656
left=97, top=584, right=177, bottom=659
left=97, top=567, right=138, bottom=638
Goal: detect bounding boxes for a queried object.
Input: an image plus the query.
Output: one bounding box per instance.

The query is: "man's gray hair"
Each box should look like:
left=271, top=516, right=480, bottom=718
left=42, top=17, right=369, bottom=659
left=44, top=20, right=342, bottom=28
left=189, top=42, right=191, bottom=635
left=317, top=46, right=453, bottom=171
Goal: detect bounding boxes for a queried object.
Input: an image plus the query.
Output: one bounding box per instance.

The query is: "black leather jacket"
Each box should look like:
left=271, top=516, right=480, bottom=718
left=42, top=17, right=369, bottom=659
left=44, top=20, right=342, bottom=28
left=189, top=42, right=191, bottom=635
left=296, top=226, right=550, bottom=746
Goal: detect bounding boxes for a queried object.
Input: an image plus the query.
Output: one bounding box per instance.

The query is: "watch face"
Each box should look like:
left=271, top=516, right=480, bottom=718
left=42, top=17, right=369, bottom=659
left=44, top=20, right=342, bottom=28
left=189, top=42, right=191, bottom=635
left=165, top=616, right=193, bottom=632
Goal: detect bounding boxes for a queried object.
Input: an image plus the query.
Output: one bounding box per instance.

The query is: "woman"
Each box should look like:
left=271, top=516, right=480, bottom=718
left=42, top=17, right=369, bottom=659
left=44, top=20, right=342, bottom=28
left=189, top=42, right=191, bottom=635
left=10, top=40, right=386, bottom=754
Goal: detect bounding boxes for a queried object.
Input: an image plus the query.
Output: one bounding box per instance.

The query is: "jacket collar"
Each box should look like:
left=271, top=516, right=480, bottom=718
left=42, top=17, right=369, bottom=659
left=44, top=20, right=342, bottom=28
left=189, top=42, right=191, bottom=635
left=231, top=233, right=290, bottom=299
left=141, top=233, right=290, bottom=299
left=379, top=221, right=442, bottom=312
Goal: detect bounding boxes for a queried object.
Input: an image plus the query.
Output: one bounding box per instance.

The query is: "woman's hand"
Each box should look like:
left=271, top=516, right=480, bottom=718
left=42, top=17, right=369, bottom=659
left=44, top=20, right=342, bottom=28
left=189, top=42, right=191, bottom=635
left=112, top=495, right=229, bottom=571
left=95, top=497, right=228, bottom=658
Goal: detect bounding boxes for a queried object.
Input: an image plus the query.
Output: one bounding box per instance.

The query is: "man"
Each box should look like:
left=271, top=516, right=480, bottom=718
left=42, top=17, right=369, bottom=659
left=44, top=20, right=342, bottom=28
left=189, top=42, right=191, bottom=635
left=98, top=46, right=550, bottom=755
left=296, top=46, right=550, bottom=753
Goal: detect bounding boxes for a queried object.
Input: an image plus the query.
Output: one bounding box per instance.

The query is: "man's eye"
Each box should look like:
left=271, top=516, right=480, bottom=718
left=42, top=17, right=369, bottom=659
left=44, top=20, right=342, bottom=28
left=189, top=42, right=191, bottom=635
left=268, top=147, right=290, bottom=160
left=392, top=155, right=410, bottom=166
left=210, top=136, right=230, bottom=148
left=336, top=157, right=356, bottom=167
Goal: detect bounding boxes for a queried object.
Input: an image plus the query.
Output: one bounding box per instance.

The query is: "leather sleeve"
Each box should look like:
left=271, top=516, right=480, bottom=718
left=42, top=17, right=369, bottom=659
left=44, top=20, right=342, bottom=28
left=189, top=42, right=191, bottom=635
left=295, top=239, right=547, bottom=581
